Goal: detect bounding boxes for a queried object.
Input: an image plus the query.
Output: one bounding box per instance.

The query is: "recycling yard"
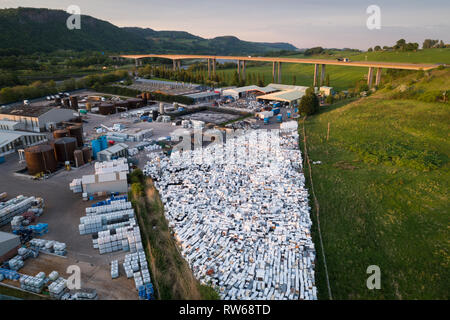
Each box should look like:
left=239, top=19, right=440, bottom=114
left=143, top=126, right=317, bottom=300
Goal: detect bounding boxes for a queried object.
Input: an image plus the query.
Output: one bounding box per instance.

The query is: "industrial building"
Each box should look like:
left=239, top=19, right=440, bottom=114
left=0, top=106, right=76, bottom=132
left=185, top=91, right=220, bottom=104
left=0, top=130, right=48, bottom=157
left=96, top=143, right=129, bottom=162
left=319, top=86, right=334, bottom=96
left=0, top=231, right=21, bottom=263
left=81, top=171, right=128, bottom=195
left=0, top=120, right=25, bottom=131
left=244, top=84, right=308, bottom=107
left=222, top=85, right=277, bottom=100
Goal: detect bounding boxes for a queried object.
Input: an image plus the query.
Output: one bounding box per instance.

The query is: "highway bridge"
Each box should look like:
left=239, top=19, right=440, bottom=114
left=118, top=54, right=442, bottom=88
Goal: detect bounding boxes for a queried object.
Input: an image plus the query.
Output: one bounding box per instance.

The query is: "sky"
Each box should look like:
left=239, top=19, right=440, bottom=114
left=1, top=0, right=449, bottom=49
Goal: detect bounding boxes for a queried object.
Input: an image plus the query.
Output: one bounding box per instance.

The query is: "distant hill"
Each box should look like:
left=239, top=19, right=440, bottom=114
left=0, top=7, right=297, bottom=55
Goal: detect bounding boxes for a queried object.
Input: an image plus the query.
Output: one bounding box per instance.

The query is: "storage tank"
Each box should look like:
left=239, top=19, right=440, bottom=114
left=24, top=145, right=58, bottom=175
left=74, top=150, right=84, bottom=167
left=53, top=129, right=69, bottom=140
left=62, top=98, right=71, bottom=109
left=159, top=102, right=165, bottom=115
left=99, top=135, right=108, bottom=150
left=82, top=146, right=92, bottom=163
left=70, top=96, right=79, bottom=110
left=115, top=100, right=129, bottom=112
left=152, top=110, right=159, bottom=121
left=86, top=102, right=92, bottom=111
left=127, top=98, right=143, bottom=109
left=99, top=103, right=115, bottom=115
left=68, top=125, right=83, bottom=147
left=53, top=137, right=77, bottom=163
left=91, top=139, right=102, bottom=160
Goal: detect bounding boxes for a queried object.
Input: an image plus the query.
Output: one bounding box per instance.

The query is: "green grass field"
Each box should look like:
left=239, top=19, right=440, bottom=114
left=299, top=69, right=449, bottom=299
left=210, top=48, right=450, bottom=91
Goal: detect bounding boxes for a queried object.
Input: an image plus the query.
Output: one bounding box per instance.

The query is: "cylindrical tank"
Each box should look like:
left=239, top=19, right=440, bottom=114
left=24, top=145, right=57, bottom=175
left=86, top=102, right=92, bottom=111
left=53, top=129, right=69, bottom=140
left=74, top=150, right=84, bottom=167
left=82, top=146, right=92, bottom=163
left=99, top=103, right=115, bottom=115
left=68, top=125, right=83, bottom=147
left=127, top=98, right=143, bottom=109
left=145, top=92, right=151, bottom=100
left=70, top=96, right=79, bottom=110
left=159, top=102, right=165, bottom=114
left=152, top=110, right=159, bottom=121
left=99, top=135, right=108, bottom=150
left=53, top=137, right=77, bottom=163
left=91, top=139, right=102, bottom=160
left=62, top=98, right=70, bottom=108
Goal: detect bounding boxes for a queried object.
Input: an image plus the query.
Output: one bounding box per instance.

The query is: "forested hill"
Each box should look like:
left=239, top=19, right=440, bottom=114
left=0, top=7, right=297, bottom=55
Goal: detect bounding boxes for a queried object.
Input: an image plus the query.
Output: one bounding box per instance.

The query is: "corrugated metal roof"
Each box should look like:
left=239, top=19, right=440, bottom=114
left=223, top=85, right=277, bottom=95
left=97, top=143, right=128, bottom=156
left=0, top=130, right=47, bottom=149
left=257, top=89, right=306, bottom=102
left=185, top=91, right=220, bottom=99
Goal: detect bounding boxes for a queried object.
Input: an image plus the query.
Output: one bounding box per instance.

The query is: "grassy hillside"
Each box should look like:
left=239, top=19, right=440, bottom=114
left=208, top=49, right=450, bottom=90
left=300, top=69, right=449, bottom=299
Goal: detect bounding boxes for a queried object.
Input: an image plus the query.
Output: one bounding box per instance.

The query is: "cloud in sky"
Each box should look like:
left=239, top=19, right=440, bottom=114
left=1, top=0, right=449, bottom=49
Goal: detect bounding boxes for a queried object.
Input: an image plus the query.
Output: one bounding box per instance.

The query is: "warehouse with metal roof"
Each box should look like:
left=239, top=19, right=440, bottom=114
left=257, top=87, right=309, bottom=107
left=222, top=85, right=278, bottom=100
left=0, top=106, right=76, bottom=132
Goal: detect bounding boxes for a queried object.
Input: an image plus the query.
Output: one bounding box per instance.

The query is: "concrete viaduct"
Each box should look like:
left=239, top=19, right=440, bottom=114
left=117, top=54, right=441, bottom=88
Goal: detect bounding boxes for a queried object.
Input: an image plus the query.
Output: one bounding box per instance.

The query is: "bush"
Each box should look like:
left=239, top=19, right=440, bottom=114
left=299, top=87, right=319, bottom=115
left=325, top=95, right=335, bottom=104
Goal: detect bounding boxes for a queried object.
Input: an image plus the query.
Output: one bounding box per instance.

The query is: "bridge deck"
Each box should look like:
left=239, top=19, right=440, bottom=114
left=119, top=54, right=440, bottom=71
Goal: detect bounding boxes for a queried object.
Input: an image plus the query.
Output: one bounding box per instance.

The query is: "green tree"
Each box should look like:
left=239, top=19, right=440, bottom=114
left=298, top=87, right=319, bottom=115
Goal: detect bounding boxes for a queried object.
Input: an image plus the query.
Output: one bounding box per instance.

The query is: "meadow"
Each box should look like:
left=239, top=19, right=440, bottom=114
left=299, top=68, right=449, bottom=299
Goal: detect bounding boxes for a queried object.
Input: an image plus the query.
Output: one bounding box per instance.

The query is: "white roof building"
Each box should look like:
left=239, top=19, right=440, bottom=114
left=222, top=85, right=278, bottom=100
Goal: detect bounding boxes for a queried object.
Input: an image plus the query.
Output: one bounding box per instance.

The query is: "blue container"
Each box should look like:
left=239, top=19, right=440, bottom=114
left=277, top=115, right=282, bottom=123
left=91, top=139, right=102, bottom=159
left=100, top=136, right=108, bottom=150
left=264, top=117, right=269, bottom=125
left=287, top=112, right=291, bottom=118
left=0, top=156, right=5, bottom=164
left=295, top=108, right=298, bottom=113
left=272, top=108, right=280, bottom=115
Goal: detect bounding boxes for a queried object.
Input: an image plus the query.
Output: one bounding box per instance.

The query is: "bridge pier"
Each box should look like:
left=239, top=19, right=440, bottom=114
left=242, top=60, right=246, bottom=81
left=207, top=59, right=211, bottom=79
left=213, top=58, right=216, bottom=77
left=177, top=60, right=181, bottom=71
left=320, top=64, right=326, bottom=86
left=367, top=67, right=374, bottom=88
left=237, top=60, right=241, bottom=81
left=375, top=67, right=382, bottom=86
left=313, top=64, right=319, bottom=87
left=173, top=60, right=176, bottom=71
left=277, top=62, right=282, bottom=83
left=272, top=62, right=276, bottom=83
